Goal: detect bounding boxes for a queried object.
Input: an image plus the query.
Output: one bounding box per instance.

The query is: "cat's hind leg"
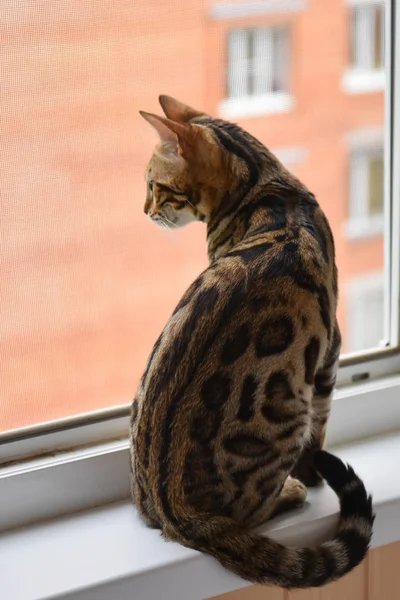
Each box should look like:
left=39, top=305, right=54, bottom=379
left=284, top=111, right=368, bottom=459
left=243, top=476, right=307, bottom=529
left=268, top=477, right=307, bottom=519
left=291, top=322, right=341, bottom=487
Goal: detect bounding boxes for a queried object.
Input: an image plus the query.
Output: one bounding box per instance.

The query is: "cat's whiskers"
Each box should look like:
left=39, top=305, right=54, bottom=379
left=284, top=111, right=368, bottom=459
left=186, top=199, right=196, bottom=211
left=162, top=215, right=178, bottom=229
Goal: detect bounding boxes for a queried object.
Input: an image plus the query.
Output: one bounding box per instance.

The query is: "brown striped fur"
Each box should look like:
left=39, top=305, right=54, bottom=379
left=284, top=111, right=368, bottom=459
left=130, top=96, right=374, bottom=589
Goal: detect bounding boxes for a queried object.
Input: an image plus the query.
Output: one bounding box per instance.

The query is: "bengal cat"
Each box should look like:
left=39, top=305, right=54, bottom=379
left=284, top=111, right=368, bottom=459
left=130, top=95, right=374, bottom=589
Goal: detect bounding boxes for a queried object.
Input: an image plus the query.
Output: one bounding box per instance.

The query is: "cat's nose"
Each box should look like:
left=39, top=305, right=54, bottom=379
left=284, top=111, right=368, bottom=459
left=144, top=199, right=152, bottom=215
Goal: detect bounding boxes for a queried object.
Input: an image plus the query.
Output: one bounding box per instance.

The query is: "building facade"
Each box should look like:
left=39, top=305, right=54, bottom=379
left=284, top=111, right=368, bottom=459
left=1, top=0, right=386, bottom=429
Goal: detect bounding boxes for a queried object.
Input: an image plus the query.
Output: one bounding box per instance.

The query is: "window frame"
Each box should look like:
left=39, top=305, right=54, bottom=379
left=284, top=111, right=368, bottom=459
left=226, top=26, right=290, bottom=100
left=2, top=433, right=400, bottom=600
left=345, top=129, right=385, bottom=239
left=343, top=0, right=386, bottom=94
left=346, top=271, right=385, bottom=352
left=221, top=23, right=293, bottom=119
left=351, top=2, right=385, bottom=71
left=0, top=0, right=400, bottom=535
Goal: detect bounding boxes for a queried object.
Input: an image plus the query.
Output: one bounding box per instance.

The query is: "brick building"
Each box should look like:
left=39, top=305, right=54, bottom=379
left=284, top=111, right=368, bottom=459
left=1, top=0, right=386, bottom=429
left=204, top=0, right=386, bottom=354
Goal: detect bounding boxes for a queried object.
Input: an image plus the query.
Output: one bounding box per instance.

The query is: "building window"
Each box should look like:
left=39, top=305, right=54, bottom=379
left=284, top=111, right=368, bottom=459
left=351, top=2, right=384, bottom=71
left=347, top=144, right=384, bottom=238
left=227, top=26, right=289, bottom=99
left=346, top=273, right=384, bottom=353
left=219, top=25, right=293, bottom=118
left=343, top=1, right=385, bottom=94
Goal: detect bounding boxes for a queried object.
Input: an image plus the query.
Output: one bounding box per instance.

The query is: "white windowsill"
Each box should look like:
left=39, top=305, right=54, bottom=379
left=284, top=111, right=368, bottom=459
left=342, top=68, right=386, bottom=95
left=272, top=146, right=309, bottom=168
left=2, top=375, right=400, bottom=534
left=344, top=215, right=384, bottom=240
left=1, top=431, right=399, bottom=600
left=209, top=0, right=307, bottom=21
left=218, top=93, right=294, bottom=119
left=345, top=0, right=386, bottom=6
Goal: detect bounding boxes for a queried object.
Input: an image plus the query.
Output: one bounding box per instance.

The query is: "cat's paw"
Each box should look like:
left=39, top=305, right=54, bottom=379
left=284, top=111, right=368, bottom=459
left=270, top=478, right=307, bottom=519
left=282, top=477, right=308, bottom=505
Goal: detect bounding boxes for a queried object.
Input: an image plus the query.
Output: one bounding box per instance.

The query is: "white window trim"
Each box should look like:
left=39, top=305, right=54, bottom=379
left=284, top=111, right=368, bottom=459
left=346, top=0, right=384, bottom=6
left=272, top=146, right=308, bottom=166
left=345, top=212, right=384, bottom=239
left=346, top=271, right=385, bottom=352
left=388, top=0, right=400, bottom=349
left=342, top=67, right=386, bottom=94
left=1, top=431, right=400, bottom=600
left=222, top=25, right=292, bottom=118
left=209, top=0, right=307, bottom=21
left=343, top=0, right=385, bottom=94
left=218, top=92, right=294, bottom=119
left=346, top=270, right=384, bottom=296
left=346, top=126, right=385, bottom=151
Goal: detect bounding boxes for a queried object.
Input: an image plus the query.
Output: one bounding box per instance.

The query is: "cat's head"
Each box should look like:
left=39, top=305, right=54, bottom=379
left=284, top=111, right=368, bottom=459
left=139, top=95, right=238, bottom=229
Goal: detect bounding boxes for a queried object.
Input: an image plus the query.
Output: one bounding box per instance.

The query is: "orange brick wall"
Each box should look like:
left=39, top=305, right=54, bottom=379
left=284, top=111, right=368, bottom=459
left=1, top=1, right=384, bottom=430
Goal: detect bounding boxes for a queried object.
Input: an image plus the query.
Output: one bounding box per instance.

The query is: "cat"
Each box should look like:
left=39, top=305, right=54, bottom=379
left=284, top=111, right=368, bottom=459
left=130, top=95, right=374, bottom=589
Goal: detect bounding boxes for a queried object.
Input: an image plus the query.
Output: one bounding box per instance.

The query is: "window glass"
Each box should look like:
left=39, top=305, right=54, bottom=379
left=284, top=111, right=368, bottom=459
left=349, top=147, right=384, bottom=225
left=1, top=0, right=389, bottom=432
left=368, top=155, right=385, bottom=216
left=346, top=274, right=384, bottom=353
left=351, top=3, right=385, bottom=70
left=227, top=27, right=290, bottom=98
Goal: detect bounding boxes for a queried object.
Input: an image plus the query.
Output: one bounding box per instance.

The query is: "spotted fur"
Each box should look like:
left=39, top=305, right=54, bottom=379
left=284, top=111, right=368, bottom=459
left=130, top=95, right=374, bottom=589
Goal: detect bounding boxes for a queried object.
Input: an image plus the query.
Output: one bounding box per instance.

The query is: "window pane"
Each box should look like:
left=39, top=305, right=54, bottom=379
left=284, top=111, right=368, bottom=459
left=374, top=5, right=385, bottom=68
left=1, top=0, right=390, bottom=432
left=229, top=26, right=289, bottom=98
left=228, top=29, right=249, bottom=98
left=252, top=29, right=274, bottom=95
left=348, top=148, right=384, bottom=222
left=352, top=4, right=382, bottom=70
left=347, top=276, right=384, bottom=353
left=368, top=156, right=384, bottom=216
left=273, top=27, right=290, bottom=92
left=349, top=153, right=369, bottom=220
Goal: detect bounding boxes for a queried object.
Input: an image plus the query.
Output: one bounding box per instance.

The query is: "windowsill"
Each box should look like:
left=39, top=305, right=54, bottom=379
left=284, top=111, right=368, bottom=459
left=1, top=431, right=400, bottom=600
left=2, top=374, right=400, bottom=534
left=342, top=68, right=386, bottom=95
left=218, top=93, right=294, bottom=119
left=209, top=0, right=307, bottom=21
left=344, top=215, right=384, bottom=240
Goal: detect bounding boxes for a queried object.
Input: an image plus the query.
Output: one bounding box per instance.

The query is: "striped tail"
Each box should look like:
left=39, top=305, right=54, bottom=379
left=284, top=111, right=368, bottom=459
left=176, top=450, right=374, bottom=589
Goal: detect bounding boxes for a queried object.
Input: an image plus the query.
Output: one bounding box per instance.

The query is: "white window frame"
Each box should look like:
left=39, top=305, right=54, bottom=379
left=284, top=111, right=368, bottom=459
left=272, top=146, right=309, bottom=166
left=219, top=25, right=294, bottom=119
left=0, top=0, right=399, bottom=566
left=343, top=0, right=386, bottom=94
left=345, top=128, right=385, bottom=239
left=346, top=271, right=385, bottom=352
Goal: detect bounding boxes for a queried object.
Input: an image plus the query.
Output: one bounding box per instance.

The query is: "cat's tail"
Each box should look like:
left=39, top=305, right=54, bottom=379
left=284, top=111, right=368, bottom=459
left=174, top=450, right=374, bottom=590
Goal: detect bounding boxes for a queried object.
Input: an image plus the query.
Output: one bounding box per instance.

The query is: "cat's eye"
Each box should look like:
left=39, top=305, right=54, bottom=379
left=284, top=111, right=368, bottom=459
left=148, top=181, right=154, bottom=193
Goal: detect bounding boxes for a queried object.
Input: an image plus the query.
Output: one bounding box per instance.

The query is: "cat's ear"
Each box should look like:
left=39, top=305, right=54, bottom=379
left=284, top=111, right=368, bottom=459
left=139, top=111, right=178, bottom=147
left=139, top=111, right=196, bottom=158
left=158, top=95, right=204, bottom=123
